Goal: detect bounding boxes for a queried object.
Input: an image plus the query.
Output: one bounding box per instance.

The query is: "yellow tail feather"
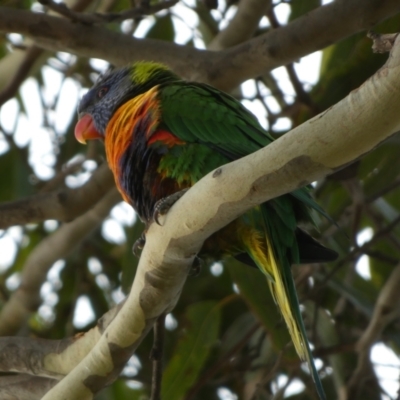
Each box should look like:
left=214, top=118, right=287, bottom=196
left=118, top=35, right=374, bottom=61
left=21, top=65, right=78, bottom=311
left=242, top=228, right=307, bottom=360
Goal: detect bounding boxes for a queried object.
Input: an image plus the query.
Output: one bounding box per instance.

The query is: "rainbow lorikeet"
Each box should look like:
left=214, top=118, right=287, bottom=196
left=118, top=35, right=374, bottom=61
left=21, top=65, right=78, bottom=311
left=75, top=61, right=337, bottom=400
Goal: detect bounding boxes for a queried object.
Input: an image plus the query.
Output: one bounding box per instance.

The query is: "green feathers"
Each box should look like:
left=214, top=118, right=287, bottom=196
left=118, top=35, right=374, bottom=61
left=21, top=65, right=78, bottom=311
left=131, top=61, right=171, bottom=85
left=157, top=144, right=227, bottom=186
left=159, top=83, right=274, bottom=157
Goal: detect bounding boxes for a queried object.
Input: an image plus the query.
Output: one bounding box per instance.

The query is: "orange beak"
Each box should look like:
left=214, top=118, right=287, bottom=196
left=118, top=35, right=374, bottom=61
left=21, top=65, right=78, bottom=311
left=74, top=114, right=103, bottom=144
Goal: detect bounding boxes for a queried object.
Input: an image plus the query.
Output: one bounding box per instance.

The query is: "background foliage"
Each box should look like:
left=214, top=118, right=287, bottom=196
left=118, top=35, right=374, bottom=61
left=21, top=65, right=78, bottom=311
left=0, top=0, right=400, bottom=399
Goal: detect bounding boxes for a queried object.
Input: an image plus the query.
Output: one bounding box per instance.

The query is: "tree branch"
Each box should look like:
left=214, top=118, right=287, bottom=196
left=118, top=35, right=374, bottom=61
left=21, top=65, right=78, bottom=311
left=207, top=0, right=272, bottom=50
left=0, top=188, right=120, bottom=336
left=38, top=0, right=178, bottom=24
left=0, top=0, right=399, bottom=90
left=0, top=337, right=75, bottom=378
left=0, top=163, right=115, bottom=229
left=0, top=299, right=124, bottom=380
left=346, top=263, right=400, bottom=397
left=150, top=314, right=165, bottom=400
left=0, top=375, right=57, bottom=400
left=0, top=0, right=94, bottom=106
left=40, top=33, right=400, bottom=399
left=0, top=46, right=43, bottom=107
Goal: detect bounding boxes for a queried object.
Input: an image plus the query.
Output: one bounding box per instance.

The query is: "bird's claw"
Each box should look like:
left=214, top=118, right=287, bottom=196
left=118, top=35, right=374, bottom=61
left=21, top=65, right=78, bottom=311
left=189, top=256, right=203, bottom=277
left=132, top=233, right=146, bottom=257
left=153, top=188, right=189, bottom=225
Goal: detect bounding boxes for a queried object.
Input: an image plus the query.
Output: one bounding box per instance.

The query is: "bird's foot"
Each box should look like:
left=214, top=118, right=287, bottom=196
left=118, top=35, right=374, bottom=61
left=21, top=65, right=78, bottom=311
left=132, top=233, right=146, bottom=257
left=189, top=256, right=203, bottom=277
left=153, top=188, right=189, bottom=225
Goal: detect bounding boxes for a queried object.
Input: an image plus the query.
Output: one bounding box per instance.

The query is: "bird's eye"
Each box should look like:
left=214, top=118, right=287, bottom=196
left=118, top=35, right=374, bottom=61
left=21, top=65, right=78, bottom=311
left=97, top=87, right=108, bottom=99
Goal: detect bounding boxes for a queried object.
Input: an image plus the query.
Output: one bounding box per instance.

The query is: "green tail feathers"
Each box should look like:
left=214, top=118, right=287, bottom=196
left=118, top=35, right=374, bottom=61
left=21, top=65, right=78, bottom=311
left=242, top=206, right=326, bottom=400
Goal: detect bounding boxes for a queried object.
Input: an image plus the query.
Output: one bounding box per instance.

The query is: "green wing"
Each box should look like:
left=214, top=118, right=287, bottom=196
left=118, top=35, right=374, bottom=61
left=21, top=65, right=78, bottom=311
left=159, top=82, right=326, bottom=219
left=159, top=82, right=274, bottom=159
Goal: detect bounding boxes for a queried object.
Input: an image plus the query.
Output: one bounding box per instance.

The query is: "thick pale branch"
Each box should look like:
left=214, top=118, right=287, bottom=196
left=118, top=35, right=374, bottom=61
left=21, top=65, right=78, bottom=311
left=0, top=188, right=120, bottom=336
left=0, top=0, right=399, bottom=90
left=0, top=163, right=115, bottom=229
left=41, top=34, right=400, bottom=400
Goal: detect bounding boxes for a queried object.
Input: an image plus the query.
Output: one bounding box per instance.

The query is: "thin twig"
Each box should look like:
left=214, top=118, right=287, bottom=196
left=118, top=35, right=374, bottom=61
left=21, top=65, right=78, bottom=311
left=286, top=63, right=319, bottom=113
left=346, top=262, right=400, bottom=397
left=150, top=314, right=166, bottom=400
left=39, top=158, right=84, bottom=193
left=363, top=249, right=398, bottom=265
left=366, top=176, right=400, bottom=203
left=252, top=351, right=284, bottom=399
left=318, top=214, right=400, bottom=286
left=38, top=0, right=179, bottom=25
left=0, top=0, right=93, bottom=108
left=313, top=342, right=355, bottom=358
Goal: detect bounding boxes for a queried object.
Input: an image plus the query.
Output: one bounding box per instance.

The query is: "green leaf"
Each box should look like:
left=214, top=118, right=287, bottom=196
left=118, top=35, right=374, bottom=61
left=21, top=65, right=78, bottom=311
left=0, top=0, right=32, bottom=9
left=289, top=0, right=319, bottom=22
left=315, top=34, right=386, bottom=113
left=368, top=239, right=399, bottom=288
left=219, top=312, right=256, bottom=356
left=0, top=148, right=33, bottom=203
left=161, top=300, right=221, bottom=399
left=146, top=15, right=175, bottom=42
left=0, top=42, right=7, bottom=60
left=359, top=138, right=400, bottom=198
left=316, top=180, right=351, bottom=222
left=98, top=379, right=147, bottom=400
left=326, top=274, right=375, bottom=317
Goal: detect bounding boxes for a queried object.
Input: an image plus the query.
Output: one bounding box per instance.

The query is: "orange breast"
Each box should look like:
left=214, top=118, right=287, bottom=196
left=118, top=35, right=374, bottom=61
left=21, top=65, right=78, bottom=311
left=104, top=86, right=161, bottom=202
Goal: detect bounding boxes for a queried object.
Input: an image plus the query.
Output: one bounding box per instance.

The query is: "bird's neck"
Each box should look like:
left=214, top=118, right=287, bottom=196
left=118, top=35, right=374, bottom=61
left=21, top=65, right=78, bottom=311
left=105, top=86, right=161, bottom=203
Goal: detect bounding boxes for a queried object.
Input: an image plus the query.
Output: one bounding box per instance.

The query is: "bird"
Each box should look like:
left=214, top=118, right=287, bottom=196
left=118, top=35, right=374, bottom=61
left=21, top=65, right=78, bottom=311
left=75, top=61, right=337, bottom=400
